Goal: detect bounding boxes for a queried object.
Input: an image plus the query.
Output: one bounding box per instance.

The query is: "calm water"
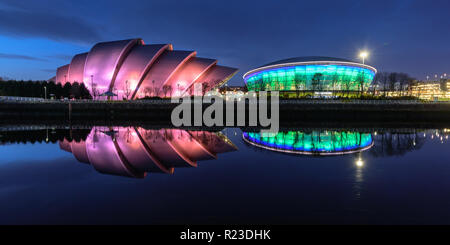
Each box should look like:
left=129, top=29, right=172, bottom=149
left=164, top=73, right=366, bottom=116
left=1, top=126, right=450, bottom=225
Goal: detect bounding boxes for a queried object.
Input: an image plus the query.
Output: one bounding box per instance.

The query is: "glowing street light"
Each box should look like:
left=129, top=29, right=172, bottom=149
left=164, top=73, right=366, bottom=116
left=355, top=158, right=364, bottom=168
left=359, top=51, right=369, bottom=64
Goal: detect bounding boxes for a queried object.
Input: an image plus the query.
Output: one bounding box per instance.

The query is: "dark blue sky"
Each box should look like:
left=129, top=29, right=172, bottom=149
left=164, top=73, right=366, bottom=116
left=0, top=0, right=449, bottom=85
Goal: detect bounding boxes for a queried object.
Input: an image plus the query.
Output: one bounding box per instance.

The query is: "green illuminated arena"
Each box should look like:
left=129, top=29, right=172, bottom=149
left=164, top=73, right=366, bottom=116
left=244, top=57, right=377, bottom=93
left=243, top=130, right=374, bottom=155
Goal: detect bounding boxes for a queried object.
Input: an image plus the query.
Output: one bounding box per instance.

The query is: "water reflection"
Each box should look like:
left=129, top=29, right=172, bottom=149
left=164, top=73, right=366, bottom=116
left=243, top=130, right=374, bottom=155
left=59, top=127, right=237, bottom=178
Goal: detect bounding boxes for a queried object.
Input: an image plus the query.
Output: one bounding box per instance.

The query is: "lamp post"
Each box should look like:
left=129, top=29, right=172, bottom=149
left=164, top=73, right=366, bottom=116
left=90, top=75, right=94, bottom=100
left=359, top=51, right=369, bottom=97
left=359, top=51, right=369, bottom=65
left=44, top=86, right=47, bottom=100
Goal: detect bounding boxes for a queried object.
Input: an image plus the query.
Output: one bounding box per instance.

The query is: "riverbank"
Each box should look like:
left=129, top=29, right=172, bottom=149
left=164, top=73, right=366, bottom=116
left=2, top=99, right=450, bottom=125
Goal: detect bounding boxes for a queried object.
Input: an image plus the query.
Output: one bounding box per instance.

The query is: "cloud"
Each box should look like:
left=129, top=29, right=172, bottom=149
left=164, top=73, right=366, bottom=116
left=41, top=68, right=56, bottom=73
left=0, top=8, right=101, bottom=44
left=0, top=53, right=46, bottom=61
left=45, top=54, right=73, bottom=60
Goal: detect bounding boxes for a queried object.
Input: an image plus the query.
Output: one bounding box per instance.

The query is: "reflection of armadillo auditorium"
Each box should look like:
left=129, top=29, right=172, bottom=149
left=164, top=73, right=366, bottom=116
left=55, top=39, right=238, bottom=99
left=59, top=127, right=237, bottom=178
left=243, top=131, right=373, bottom=155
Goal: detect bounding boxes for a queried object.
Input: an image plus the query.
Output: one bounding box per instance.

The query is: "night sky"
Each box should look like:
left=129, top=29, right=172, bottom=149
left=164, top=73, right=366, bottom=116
left=0, top=0, right=449, bottom=85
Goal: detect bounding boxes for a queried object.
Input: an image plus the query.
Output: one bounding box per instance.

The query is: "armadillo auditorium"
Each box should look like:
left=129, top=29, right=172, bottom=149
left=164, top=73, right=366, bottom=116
left=55, top=38, right=238, bottom=100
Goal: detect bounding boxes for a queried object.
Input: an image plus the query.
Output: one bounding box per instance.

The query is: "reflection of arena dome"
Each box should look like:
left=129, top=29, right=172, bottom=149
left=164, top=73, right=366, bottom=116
left=243, top=130, right=373, bottom=155
left=244, top=56, right=377, bottom=92
left=56, top=39, right=238, bottom=99
left=59, top=127, right=237, bottom=178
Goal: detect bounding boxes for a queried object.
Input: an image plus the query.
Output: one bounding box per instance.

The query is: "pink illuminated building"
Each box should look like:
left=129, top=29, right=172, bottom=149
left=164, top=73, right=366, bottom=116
left=59, top=127, right=237, bottom=178
left=55, top=39, right=238, bottom=99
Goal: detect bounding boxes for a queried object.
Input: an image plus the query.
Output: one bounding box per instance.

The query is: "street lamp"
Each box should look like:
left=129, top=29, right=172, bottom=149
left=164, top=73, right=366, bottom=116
left=44, top=86, right=47, bottom=100
left=359, top=51, right=369, bottom=64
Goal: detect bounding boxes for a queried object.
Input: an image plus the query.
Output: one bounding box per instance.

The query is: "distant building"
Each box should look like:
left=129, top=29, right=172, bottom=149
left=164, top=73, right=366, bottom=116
left=410, top=80, right=450, bottom=100
left=218, top=85, right=248, bottom=94
left=381, top=79, right=450, bottom=100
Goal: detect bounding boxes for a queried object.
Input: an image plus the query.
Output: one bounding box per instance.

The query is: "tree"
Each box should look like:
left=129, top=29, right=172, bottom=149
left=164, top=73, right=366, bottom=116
left=162, top=85, right=171, bottom=97
left=311, top=73, right=323, bottom=93
left=388, top=72, right=398, bottom=96
left=356, top=72, right=366, bottom=97
left=143, top=87, right=151, bottom=97
left=202, top=82, right=210, bottom=95
left=123, top=80, right=132, bottom=100
left=79, top=83, right=91, bottom=99
left=62, top=83, right=72, bottom=98
left=70, top=82, right=81, bottom=98
left=295, top=78, right=303, bottom=98
left=373, top=72, right=389, bottom=96
left=331, top=73, right=339, bottom=92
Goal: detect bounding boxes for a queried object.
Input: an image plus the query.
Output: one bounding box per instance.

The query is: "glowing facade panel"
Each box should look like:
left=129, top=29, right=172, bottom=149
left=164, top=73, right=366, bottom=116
left=244, top=58, right=377, bottom=92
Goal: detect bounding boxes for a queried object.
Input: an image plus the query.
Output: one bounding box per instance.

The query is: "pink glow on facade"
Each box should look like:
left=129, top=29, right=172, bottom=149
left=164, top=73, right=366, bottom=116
left=165, top=57, right=217, bottom=97
left=83, top=39, right=142, bottom=96
left=114, top=44, right=170, bottom=100
left=68, top=53, right=88, bottom=85
left=134, top=50, right=196, bottom=98
left=60, top=127, right=237, bottom=178
left=183, top=65, right=238, bottom=96
left=70, top=141, right=89, bottom=164
left=85, top=127, right=144, bottom=178
left=56, top=64, right=69, bottom=84
left=55, top=38, right=237, bottom=99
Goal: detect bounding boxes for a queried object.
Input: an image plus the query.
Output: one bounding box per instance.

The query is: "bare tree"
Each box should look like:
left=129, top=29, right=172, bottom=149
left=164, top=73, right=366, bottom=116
left=162, top=85, right=171, bottom=97
left=144, top=87, right=151, bottom=97
left=123, top=80, right=131, bottom=100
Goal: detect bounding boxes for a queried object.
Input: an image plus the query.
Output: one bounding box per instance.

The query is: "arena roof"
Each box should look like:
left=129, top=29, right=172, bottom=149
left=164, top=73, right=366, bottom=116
left=259, top=56, right=355, bottom=68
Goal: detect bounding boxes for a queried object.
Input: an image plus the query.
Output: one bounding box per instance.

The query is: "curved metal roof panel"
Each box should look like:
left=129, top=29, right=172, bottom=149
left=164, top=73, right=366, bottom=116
left=56, top=64, right=69, bottom=84
left=68, top=52, right=88, bottom=84
left=114, top=44, right=170, bottom=100
left=260, top=56, right=355, bottom=67
left=194, top=65, right=238, bottom=91
left=135, top=50, right=196, bottom=98
left=71, top=141, right=90, bottom=164
left=85, top=128, right=143, bottom=178
left=165, top=57, right=217, bottom=97
left=114, top=127, right=168, bottom=173
left=83, top=39, right=142, bottom=95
